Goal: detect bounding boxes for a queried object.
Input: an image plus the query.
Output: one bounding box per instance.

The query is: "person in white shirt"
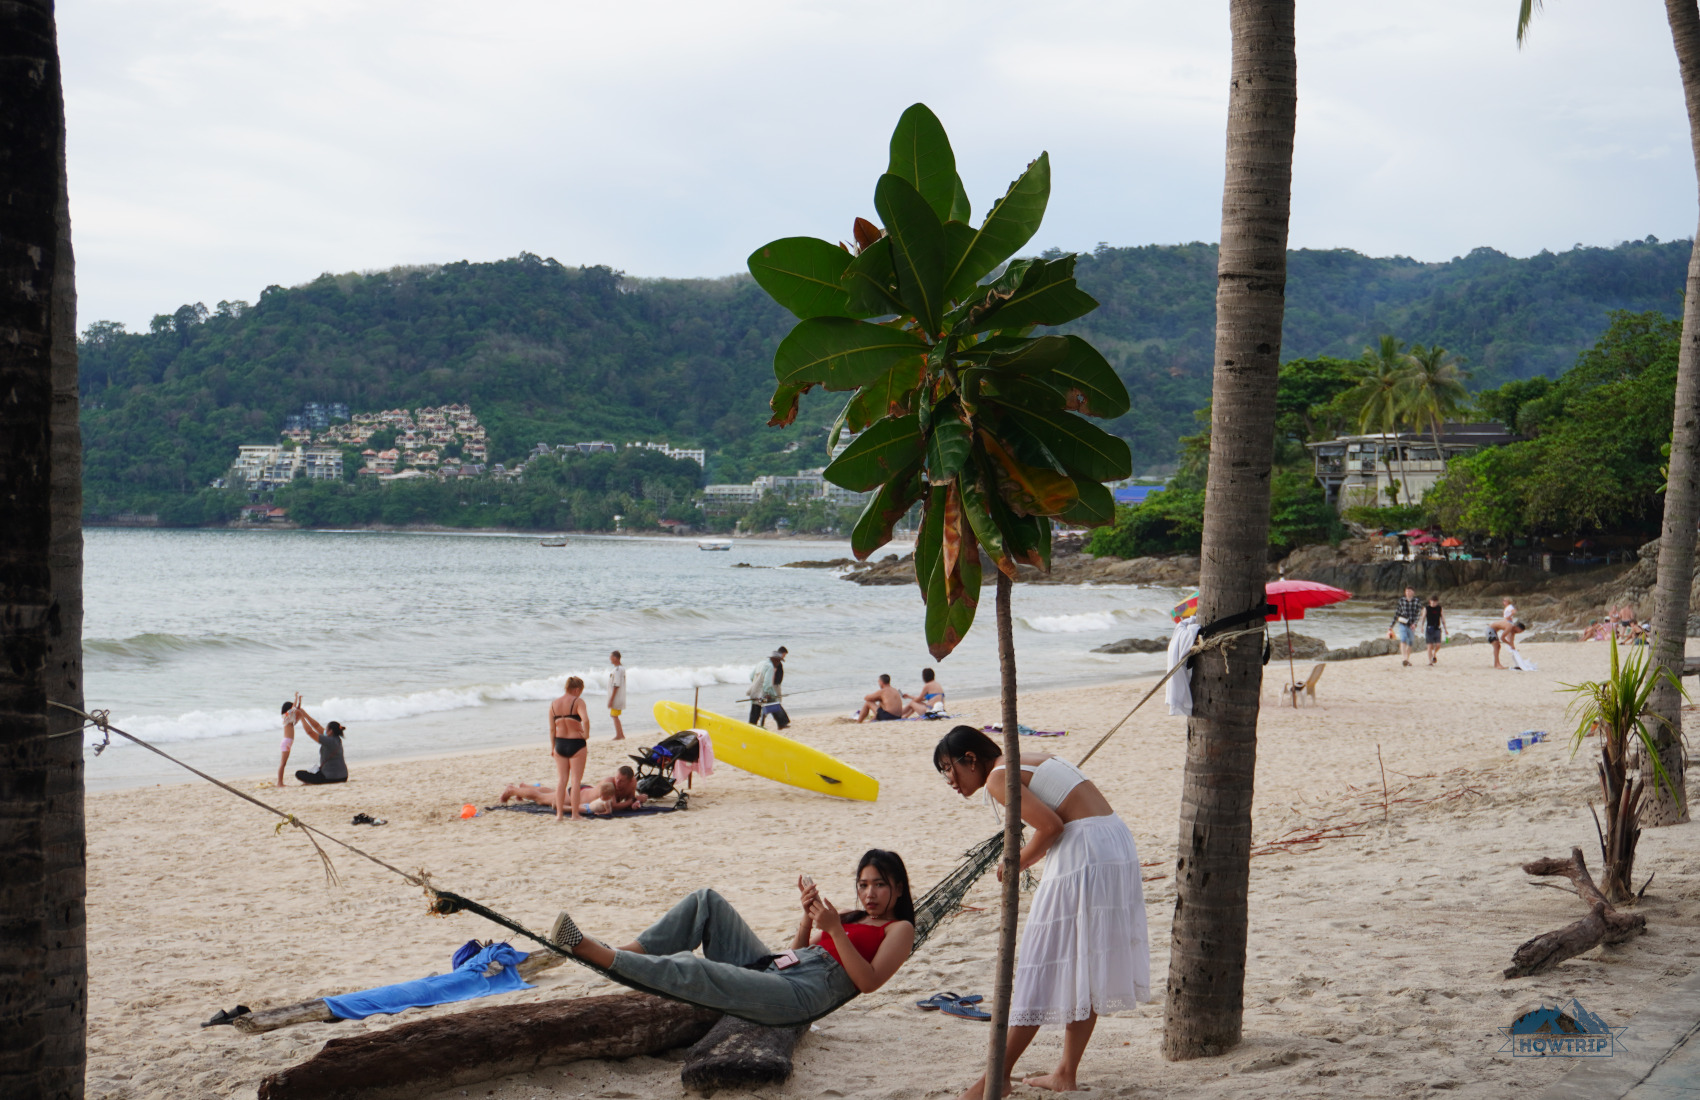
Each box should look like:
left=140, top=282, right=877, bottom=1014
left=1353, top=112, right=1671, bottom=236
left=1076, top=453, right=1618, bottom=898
left=607, top=651, right=628, bottom=741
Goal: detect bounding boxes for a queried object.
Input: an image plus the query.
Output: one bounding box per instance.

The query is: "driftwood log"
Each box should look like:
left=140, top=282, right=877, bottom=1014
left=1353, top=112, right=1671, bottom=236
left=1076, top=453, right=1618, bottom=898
left=255, top=992, right=718, bottom=1100
left=1503, top=847, right=1647, bottom=978
left=234, top=949, right=565, bottom=1034
left=680, top=1017, right=806, bottom=1093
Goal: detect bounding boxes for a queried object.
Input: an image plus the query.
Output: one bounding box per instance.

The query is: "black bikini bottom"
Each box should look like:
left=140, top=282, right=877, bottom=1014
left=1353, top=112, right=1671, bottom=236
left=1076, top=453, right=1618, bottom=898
left=554, top=737, right=587, bottom=757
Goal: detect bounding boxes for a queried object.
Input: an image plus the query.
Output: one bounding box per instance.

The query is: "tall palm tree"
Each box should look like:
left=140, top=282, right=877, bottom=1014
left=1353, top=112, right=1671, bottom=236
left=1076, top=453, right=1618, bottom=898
left=1518, top=0, right=1696, bottom=825
left=1401, top=343, right=1470, bottom=470
left=1162, top=0, right=1295, bottom=1062
left=1351, top=336, right=1412, bottom=506
left=0, top=2, right=87, bottom=1096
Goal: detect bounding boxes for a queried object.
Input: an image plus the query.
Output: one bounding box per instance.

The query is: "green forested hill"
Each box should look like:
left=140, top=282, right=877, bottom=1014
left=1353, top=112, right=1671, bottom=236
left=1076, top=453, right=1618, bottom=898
left=79, top=238, right=1689, bottom=518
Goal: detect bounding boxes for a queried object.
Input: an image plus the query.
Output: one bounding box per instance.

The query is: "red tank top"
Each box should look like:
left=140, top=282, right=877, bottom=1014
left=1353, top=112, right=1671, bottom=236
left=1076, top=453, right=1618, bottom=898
left=820, top=921, right=888, bottom=967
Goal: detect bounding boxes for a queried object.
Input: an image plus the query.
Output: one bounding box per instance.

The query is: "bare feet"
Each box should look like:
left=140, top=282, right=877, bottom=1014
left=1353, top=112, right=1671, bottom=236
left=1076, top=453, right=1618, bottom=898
left=1025, top=1071, right=1082, bottom=1092
left=955, top=1075, right=1013, bottom=1100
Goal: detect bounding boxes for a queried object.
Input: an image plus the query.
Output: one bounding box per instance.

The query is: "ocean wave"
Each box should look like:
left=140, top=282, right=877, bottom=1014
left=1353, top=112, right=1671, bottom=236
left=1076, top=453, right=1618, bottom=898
left=1020, top=611, right=1130, bottom=634
left=85, top=632, right=281, bottom=662
left=95, top=662, right=757, bottom=748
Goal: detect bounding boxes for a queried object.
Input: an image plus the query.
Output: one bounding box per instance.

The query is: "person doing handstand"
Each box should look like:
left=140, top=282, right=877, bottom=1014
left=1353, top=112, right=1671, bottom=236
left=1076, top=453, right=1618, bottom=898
left=544, top=849, right=916, bottom=1026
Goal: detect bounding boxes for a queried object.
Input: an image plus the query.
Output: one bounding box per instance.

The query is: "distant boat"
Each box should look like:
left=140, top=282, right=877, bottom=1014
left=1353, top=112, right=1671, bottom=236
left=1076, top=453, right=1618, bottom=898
left=539, top=539, right=569, bottom=547
left=697, top=539, right=733, bottom=551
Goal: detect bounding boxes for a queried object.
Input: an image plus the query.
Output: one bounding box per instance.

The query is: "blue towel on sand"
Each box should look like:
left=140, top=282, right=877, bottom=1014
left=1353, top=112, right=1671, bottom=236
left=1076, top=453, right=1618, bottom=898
left=325, top=942, right=532, bottom=1020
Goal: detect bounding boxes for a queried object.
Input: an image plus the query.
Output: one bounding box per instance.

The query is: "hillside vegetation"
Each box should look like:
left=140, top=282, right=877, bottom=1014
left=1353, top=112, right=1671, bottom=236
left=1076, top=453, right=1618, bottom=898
left=79, top=238, right=1688, bottom=520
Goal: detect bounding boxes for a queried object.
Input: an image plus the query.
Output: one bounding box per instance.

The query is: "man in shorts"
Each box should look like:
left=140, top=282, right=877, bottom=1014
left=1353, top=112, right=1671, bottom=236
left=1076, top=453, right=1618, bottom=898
left=1392, top=587, right=1422, bottom=667
left=857, top=674, right=904, bottom=722
left=607, top=650, right=627, bottom=741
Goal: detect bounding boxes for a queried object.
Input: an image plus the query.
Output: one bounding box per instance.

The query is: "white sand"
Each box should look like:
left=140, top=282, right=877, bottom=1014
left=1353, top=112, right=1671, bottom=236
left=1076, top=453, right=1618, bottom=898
left=85, top=641, right=1700, bottom=1099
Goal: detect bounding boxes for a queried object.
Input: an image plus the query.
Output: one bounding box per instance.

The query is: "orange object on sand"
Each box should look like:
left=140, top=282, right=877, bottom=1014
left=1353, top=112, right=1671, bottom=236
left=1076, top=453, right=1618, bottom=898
left=459, top=803, right=477, bottom=819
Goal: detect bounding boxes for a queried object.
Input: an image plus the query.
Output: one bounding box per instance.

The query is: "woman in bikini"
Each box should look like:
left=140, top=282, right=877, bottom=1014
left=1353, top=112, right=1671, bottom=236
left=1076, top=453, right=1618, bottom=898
left=544, top=849, right=915, bottom=1026
left=549, top=676, right=590, bottom=822
left=902, top=668, right=946, bottom=717
left=933, top=726, right=1149, bottom=1099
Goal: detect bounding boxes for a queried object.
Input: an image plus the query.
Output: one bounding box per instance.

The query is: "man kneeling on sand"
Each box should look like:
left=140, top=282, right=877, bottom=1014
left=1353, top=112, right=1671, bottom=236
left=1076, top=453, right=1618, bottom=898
left=857, top=674, right=904, bottom=723
left=499, top=766, right=649, bottom=814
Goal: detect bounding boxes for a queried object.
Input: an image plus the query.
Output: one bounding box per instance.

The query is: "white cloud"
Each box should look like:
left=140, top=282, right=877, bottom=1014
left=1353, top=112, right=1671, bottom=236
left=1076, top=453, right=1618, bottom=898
left=59, top=0, right=1692, bottom=327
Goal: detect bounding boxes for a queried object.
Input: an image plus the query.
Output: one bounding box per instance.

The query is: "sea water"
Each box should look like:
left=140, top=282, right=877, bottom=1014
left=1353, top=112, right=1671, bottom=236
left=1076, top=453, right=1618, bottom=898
left=82, top=528, right=1500, bottom=790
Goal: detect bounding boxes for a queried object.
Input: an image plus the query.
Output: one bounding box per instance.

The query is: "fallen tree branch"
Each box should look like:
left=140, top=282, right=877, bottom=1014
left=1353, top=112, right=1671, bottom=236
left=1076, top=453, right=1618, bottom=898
left=255, top=991, right=718, bottom=1100
left=1503, top=847, right=1647, bottom=979
left=680, top=1017, right=806, bottom=1092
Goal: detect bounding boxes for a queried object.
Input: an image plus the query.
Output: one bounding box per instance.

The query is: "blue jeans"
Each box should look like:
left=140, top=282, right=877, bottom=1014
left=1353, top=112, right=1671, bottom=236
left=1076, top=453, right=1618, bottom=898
left=609, top=888, right=857, bottom=1025
left=1394, top=623, right=1415, bottom=647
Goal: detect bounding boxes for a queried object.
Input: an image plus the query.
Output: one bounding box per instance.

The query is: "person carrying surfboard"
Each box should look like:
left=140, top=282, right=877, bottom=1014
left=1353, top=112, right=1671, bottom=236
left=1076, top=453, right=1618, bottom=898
left=932, top=725, right=1149, bottom=1099
left=545, top=849, right=915, bottom=1026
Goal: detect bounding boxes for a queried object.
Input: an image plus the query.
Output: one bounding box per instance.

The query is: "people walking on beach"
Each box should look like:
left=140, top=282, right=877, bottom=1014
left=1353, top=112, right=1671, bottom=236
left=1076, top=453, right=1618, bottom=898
left=1392, top=587, right=1422, bottom=667
left=932, top=726, right=1148, bottom=1099
left=857, top=675, right=903, bottom=722
left=748, top=651, right=789, bottom=729
left=549, top=677, right=591, bottom=822
left=902, top=669, right=946, bottom=717
left=276, top=693, right=302, bottom=787
left=1423, top=597, right=1447, bottom=666
left=607, top=651, right=628, bottom=741
left=292, top=707, right=349, bottom=785
left=542, top=849, right=915, bottom=1026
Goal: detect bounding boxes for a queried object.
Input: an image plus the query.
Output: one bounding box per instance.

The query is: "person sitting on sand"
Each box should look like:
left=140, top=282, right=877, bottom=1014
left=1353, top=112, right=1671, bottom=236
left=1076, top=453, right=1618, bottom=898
left=1488, top=619, right=1527, bottom=669
left=857, top=674, right=904, bottom=723
left=292, top=708, right=349, bottom=785
left=932, top=726, right=1148, bottom=1099
left=498, top=766, right=649, bottom=815
left=901, top=669, right=946, bottom=718
left=543, top=849, right=916, bottom=1026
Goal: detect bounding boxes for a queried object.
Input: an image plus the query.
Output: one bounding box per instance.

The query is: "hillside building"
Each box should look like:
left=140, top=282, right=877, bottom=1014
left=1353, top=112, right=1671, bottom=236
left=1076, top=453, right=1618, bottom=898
left=1306, top=423, right=1517, bottom=509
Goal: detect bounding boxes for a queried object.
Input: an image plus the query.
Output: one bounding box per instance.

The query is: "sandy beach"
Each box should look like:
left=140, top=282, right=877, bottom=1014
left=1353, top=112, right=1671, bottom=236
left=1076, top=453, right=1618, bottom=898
left=85, top=640, right=1700, bottom=1099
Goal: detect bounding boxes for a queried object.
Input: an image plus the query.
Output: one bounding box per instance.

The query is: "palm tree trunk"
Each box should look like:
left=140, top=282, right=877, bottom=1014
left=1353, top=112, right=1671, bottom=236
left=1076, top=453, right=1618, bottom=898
left=1644, top=0, right=1700, bottom=828
left=1162, top=0, right=1295, bottom=1062
left=984, top=570, right=1022, bottom=1099
left=1, top=1, right=87, bottom=1095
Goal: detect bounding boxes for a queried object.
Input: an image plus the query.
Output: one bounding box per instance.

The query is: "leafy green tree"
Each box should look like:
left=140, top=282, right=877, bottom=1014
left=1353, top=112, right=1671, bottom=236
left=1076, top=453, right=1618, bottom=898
left=1400, top=343, right=1469, bottom=450
left=748, top=103, right=1130, bottom=1096
left=1273, top=356, right=1360, bottom=442
left=1350, top=335, right=1411, bottom=503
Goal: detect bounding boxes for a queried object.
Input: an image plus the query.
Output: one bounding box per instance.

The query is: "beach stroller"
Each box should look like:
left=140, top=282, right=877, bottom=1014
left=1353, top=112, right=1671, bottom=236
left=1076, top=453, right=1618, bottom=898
left=629, top=731, right=701, bottom=807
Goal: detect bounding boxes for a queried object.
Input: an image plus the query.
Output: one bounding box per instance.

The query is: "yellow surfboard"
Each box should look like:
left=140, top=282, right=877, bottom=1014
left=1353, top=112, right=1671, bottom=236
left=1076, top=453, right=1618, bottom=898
left=652, top=701, right=880, bottom=802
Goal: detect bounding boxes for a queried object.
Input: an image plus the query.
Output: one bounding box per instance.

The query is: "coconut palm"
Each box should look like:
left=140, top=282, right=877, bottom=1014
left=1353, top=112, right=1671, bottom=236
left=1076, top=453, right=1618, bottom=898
left=1401, top=344, right=1469, bottom=449
left=1162, top=0, right=1296, bottom=1062
left=0, top=1, right=88, bottom=1096
left=1518, top=0, right=1699, bottom=825
left=1351, top=336, right=1412, bottom=505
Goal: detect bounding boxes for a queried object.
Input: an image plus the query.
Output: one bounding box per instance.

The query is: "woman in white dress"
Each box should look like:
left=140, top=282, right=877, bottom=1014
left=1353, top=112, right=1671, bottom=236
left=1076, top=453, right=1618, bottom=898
left=933, top=726, right=1149, bottom=1098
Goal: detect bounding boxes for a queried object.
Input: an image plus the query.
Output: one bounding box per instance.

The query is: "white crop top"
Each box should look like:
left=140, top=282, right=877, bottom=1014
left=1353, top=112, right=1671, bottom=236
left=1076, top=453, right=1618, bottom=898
left=1018, top=757, right=1088, bottom=810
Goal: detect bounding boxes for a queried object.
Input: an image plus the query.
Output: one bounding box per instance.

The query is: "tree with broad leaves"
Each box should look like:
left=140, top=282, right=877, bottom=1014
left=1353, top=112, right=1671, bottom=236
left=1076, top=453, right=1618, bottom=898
left=746, top=103, right=1130, bottom=1100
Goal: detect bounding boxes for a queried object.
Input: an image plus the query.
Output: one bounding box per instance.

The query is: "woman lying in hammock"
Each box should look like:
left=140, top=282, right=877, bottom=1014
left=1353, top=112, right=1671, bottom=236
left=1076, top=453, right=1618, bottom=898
left=547, top=849, right=915, bottom=1026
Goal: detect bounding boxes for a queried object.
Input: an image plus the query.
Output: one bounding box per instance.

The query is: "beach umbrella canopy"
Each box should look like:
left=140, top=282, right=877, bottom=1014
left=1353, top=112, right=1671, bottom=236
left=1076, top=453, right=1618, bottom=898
left=1401, top=528, right=1427, bottom=537
left=1171, top=592, right=1199, bottom=622
left=1264, top=579, right=1353, bottom=621
left=1442, top=537, right=1462, bottom=547
left=1410, top=534, right=1438, bottom=545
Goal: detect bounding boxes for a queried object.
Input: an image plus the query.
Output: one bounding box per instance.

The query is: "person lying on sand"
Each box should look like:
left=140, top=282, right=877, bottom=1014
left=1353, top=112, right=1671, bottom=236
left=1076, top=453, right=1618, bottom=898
left=857, top=674, right=903, bottom=723
left=498, top=766, right=648, bottom=814
left=543, top=849, right=915, bottom=1026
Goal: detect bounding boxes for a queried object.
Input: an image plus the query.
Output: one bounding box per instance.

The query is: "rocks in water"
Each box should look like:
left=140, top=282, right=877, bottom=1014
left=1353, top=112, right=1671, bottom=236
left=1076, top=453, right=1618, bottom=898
left=1091, top=637, right=1169, bottom=654
left=783, top=558, right=856, bottom=569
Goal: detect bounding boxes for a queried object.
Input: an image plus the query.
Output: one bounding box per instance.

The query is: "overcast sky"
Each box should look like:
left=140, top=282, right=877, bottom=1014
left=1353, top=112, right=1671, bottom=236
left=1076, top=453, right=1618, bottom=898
left=61, top=0, right=1691, bottom=329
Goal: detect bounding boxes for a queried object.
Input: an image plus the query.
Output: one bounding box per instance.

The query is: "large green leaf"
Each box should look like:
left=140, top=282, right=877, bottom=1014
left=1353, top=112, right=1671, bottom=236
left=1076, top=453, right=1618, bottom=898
left=926, top=417, right=972, bottom=485
left=999, top=404, right=1132, bottom=482
left=958, top=475, right=1011, bottom=577
left=1058, top=478, right=1115, bottom=527
left=887, top=104, right=959, bottom=225
left=768, top=382, right=804, bottom=428
left=980, top=431, right=1078, bottom=516
left=849, top=459, right=924, bottom=560
left=773, top=318, right=927, bottom=394
left=942, top=152, right=1051, bottom=301
left=841, top=237, right=905, bottom=317
left=975, top=334, right=1070, bottom=373
left=846, top=359, right=924, bottom=432
left=1049, top=336, right=1130, bottom=418
left=948, top=175, right=971, bottom=224
left=972, top=370, right=1066, bottom=411
left=823, top=413, right=925, bottom=491
left=923, top=489, right=980, bottom=659
left=747, top=237, right=855, bottom=320
left=914, top=486, right=945, bottom=604
left=953, top=255, right=1098, bottom=336
left=874, top=174, right=947, bottom=334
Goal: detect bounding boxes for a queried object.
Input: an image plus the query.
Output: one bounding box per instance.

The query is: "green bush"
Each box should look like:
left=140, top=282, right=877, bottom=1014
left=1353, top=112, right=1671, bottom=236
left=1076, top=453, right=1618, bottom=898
left=1339, top=503, right=1429, bottom=531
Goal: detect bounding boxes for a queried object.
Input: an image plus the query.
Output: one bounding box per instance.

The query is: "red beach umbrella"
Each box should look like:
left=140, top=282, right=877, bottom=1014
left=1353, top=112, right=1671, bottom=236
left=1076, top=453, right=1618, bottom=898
left=1410, top=534, right=1438, bottom=545
left=1265, top=579, right=1353, bottom=707
left=1441, top=537, right=1462, bottom=548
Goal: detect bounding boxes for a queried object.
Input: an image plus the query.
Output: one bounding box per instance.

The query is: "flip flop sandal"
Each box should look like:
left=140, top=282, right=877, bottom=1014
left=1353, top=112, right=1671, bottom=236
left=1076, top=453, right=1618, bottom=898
left=916, top=992, right=963, bottom=1010
left=201, top=1004, right=251, bottom=1028
left=941, top=1000, right=992, bottom=1021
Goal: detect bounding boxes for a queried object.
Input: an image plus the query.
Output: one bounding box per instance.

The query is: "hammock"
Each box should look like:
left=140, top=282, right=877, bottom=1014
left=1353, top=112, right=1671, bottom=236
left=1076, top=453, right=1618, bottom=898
left=429, top=829, right=1006, bottom=1024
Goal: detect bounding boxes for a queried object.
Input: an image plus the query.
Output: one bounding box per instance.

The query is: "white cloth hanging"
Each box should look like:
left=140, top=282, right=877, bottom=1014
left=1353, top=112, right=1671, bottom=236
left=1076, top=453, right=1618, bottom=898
left=1166, top=617, right=1200, bottom=717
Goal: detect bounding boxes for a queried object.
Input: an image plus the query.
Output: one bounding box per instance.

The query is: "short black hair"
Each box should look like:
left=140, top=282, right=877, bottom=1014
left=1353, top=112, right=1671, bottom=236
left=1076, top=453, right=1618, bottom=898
left=922, top=668, right=935, bottom=681
left=281, top=701, right=294, bottom=714
left=617, top=765, right=634, bottom=778
left=879, top=673, right=891, bottom=684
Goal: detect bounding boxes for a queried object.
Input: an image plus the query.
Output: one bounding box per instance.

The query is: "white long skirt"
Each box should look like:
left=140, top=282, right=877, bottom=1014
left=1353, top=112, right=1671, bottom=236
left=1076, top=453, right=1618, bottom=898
left=1009, top=813, right=1151, bottom=1027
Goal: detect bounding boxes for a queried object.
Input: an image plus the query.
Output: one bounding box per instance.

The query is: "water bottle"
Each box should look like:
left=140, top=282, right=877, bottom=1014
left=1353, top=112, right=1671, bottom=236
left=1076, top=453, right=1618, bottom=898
left=1508, top=736, right=1526, bottom=753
